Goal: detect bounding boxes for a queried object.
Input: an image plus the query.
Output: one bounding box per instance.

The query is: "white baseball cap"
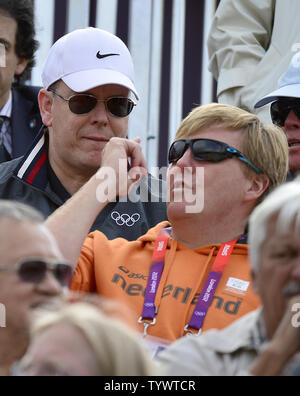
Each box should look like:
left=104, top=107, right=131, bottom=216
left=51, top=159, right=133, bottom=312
left=255, top=51, right=300, bottom=108
left=42, top=27, right=139, bottom=100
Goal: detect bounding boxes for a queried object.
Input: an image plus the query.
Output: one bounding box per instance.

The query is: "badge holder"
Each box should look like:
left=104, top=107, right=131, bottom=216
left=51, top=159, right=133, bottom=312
left=183, top=324, right=202, bottom=337
left=138, top=317, right=157, bottom=338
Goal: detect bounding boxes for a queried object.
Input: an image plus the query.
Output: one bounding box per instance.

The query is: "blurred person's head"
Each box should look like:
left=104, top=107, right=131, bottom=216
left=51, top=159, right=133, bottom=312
left=255, top=52, right=300, bottom=174
left=0, top=0, right=38, bottom=107
left=0, top=200, right=69, bottom=375
left=67, top=292, right=139, bottom=333
left=38, top=28, right=138, bottom=185
left=17, top=302, right=157, bottom=376
left=167, top=103, right=288, bottom=248
left=249, top=178, right=300, bottom=339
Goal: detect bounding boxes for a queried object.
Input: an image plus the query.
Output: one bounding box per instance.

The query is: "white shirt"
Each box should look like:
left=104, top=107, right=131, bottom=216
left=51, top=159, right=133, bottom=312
left=0, top=91, right=13, bottom=155
left=0, top=91, right=12, bottom=118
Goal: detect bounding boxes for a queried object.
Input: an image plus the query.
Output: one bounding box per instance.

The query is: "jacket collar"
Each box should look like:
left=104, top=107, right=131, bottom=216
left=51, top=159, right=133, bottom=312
left=0, top=91, right=12, bottom=117
left=13, top=127, right=49, bottom=191
left=201, top=308, right=267, bottom=354
left=11, top=87, right=42, bottom=158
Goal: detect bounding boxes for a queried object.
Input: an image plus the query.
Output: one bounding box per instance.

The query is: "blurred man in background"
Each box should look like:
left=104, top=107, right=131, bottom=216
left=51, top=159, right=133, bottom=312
left=208, top=0, right=300, bottom=124
left=255, top=51, right=300, bottom=179
left=0, top=0, right=42, bottom=163
left=0, top=200, right=69, bottom=376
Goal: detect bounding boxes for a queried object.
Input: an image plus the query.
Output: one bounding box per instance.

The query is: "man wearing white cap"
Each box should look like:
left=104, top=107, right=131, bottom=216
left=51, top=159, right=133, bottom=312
left=0, top=28, right=167, bottom=240
left=255, top=51, right=300, bottom=178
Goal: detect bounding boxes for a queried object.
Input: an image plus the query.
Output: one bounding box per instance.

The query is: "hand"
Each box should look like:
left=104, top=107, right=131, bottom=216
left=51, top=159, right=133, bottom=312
left=251, top=295, right=300, bottom=376
left=96, top=137, right=148, bottom=201
left=270, top=295, right=300, bottom=358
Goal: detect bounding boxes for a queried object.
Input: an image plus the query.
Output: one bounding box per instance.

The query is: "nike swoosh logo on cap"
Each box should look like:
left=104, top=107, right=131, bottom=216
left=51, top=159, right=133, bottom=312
left=96, top=52, right=120, bottom=60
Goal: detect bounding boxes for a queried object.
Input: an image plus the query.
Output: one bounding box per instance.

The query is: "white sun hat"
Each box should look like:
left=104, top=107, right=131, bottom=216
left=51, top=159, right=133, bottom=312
left=255, top=52, right=300, bottom=108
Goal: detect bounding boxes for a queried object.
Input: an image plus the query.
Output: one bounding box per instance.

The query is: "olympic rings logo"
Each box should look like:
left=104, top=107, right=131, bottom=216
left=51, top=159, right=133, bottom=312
left=111, top=211, right=141, bottom=227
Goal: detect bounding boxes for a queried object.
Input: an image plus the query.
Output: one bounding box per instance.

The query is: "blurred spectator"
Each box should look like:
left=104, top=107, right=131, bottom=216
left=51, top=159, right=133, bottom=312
left=208, top=0, right=300, bottom=124
left=0, top=200, right=70, bottom=376
left=0, top=27, right=166, bottom=240
left=255, top=51, right=300, bottom=178
left=157, top=179, right=300, bottom=376
left=46, top=103, right=288, bottom=343
left=67, top=292, right=139, bottom=333
left=0, top=0, right=42, bottom=163
left=15, top=302, right=157, bottom=376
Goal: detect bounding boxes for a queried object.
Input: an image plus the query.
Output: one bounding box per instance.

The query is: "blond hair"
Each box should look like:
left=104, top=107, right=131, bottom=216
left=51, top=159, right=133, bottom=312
left=30, top=303, right=157, bottom=376
left=176, top=103, right=289, bottom=199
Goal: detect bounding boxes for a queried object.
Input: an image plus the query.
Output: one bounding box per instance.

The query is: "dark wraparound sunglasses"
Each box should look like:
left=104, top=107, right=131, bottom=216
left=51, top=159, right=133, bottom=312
left=48, top=89, right=136, bottom=117
left=271, top=99, right=300, bottom=127
left=0, top=258, right=73, bottom=287
left=168, top=139, right=262, bottom=174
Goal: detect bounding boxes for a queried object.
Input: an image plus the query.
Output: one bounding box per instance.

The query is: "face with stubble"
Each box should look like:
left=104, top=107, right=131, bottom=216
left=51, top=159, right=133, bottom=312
left=39, top=81, right=131, bottom=178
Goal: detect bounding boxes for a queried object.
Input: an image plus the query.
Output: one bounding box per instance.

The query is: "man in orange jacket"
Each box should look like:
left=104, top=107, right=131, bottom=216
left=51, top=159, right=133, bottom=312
left=46, top=103, right=288, bottom=344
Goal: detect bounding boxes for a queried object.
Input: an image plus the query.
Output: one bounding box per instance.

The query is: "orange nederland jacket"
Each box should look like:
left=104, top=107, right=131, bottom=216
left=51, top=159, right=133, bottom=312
left=71, top=221, right=261, bottom=342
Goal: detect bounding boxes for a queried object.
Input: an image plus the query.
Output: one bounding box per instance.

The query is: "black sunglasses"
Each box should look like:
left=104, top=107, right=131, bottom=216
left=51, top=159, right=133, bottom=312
left=271, top=99, right=300, bottom=127
left=168, top=139, right=262, bottom=174
left=48, top=89, right=136, bottom=117
left=0, top=258, right=73, bottom=287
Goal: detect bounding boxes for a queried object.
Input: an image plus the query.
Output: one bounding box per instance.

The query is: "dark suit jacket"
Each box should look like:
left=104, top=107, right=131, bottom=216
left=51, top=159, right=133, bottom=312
left=0, top=85, right=43, bottom=163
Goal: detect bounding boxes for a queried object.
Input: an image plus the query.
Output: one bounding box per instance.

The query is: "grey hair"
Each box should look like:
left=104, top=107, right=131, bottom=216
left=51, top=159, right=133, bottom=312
left=0, top=200, right=44, bottom=224
left=249, top=177, right=300, bottom=274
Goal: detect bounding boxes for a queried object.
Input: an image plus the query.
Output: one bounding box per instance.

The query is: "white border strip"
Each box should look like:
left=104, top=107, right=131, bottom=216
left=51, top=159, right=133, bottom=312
left=17, top=135, right=45, bottom=179
left=96, top=0, right=118, bottom=34
left=201, top=0, right=217, bottom=104
left=146, top=0, right=164, bottom=171
left=32, top=0, right=55, bottom=86
left=168, top=0, right=186, bottom=146
left=67, top=0, right=90, bottom=33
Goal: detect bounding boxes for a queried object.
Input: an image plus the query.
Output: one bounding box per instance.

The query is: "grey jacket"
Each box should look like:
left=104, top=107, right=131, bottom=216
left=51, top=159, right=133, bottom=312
left=0, top=129, right=167, bottom=241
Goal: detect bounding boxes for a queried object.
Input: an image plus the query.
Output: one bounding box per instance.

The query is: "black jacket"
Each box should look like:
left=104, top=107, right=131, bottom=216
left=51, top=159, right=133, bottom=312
left=0, top=86, right=43, bottom=163
left=0, top=130, right=167, bottom=240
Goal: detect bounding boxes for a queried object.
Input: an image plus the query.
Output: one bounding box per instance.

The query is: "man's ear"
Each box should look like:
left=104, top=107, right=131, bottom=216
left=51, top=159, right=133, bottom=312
left=244, top=175, right=270, bottom=203
left=14, top=58, right=29, bottom=76
left=38, top=89, right=54, bottom=127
